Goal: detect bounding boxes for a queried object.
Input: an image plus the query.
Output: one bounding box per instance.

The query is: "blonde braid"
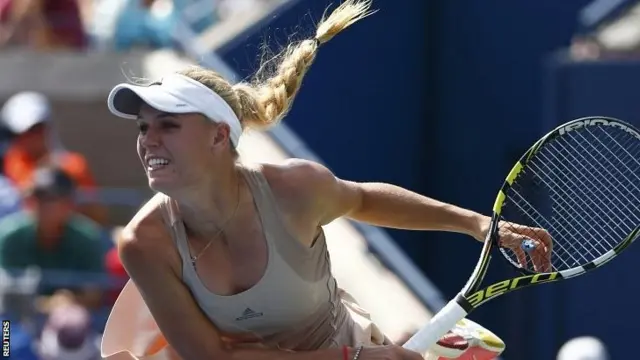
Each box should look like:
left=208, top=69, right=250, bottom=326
left=233, top=0, right=376, bottom=130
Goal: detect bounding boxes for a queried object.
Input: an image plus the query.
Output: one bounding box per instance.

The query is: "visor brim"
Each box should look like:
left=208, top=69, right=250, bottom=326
left=107, top=84, right=199, bottom=119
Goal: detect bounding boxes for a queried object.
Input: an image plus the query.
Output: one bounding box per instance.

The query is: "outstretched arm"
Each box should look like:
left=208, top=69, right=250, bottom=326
left=287, top=159, right=489, bottom=242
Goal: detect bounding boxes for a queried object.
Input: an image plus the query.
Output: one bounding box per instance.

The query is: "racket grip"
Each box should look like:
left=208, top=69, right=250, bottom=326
left=402, top=299, right=468, bottom=355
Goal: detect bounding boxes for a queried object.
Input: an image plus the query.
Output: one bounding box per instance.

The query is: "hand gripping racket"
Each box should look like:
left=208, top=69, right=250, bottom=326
left=403, top=116, right=640, bottom=355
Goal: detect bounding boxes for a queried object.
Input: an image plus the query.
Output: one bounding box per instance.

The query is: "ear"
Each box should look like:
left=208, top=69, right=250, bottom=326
left=211, top=123, right=231, bottom=147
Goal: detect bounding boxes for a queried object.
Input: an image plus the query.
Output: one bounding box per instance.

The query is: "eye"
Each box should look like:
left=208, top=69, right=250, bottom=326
left=137, top=122, right=148, bottom=134
left=160, top=120, right=180, bottom=130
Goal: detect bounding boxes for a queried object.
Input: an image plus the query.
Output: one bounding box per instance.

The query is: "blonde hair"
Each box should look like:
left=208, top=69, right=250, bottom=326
left=178, top=0, right=375, bottom=132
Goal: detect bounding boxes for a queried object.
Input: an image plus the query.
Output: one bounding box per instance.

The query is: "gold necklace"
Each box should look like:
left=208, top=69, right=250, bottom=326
left=189, top=179, right=241, bottom=270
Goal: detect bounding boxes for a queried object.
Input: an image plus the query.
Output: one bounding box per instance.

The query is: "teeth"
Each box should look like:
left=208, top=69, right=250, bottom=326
left=148, top=158, right=169, bottom=168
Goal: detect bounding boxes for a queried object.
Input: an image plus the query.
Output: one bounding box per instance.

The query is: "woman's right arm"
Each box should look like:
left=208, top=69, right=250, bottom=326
left=119, top=212, right=420, bottom=360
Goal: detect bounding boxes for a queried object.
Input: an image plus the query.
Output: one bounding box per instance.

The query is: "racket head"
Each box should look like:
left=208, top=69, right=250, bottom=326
left=492, top=116, right=640, bottom=276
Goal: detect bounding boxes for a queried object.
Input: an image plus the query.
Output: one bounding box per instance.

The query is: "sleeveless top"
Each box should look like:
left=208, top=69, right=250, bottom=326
left=159, top=165, right=389, bottom=350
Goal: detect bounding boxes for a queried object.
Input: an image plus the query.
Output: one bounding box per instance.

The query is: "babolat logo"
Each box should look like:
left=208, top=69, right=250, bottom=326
left=559, top=118, right=640, bottom=141
left=235, top=307, right=264, bottom=321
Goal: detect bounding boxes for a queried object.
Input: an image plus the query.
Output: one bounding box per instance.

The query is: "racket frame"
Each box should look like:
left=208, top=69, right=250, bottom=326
left=403, top=116, right=640, bottom=355
left=460, top=116, right=640, bottom=310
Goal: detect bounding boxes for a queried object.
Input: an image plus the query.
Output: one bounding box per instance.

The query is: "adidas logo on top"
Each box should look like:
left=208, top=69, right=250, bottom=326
left=235, top=307, right=264, bottom=321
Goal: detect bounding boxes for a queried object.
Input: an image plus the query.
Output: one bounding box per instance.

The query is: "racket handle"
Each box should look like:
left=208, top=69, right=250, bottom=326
left=402, top=299, right=468, bottom=355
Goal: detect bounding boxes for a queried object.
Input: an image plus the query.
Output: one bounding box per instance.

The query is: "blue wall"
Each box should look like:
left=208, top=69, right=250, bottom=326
left=541, top=56, right=640, bottom=360
left=424, top=2, right=591, bottom=359
left=218, top=1, right=607, bottom=359
left=219, top=0, right=433, bottom=267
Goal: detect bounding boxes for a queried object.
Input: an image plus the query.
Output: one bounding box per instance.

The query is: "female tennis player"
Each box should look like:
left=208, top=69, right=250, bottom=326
left=100, top=1, right=551, bottom=359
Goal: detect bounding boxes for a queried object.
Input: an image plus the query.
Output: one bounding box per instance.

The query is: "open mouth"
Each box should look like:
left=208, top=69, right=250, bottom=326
left=146, top=157, right=171, bottom=172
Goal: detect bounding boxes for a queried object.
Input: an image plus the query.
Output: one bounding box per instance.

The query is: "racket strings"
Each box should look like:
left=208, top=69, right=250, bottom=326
left=567, top=129, right=640, bottom=206
left=510, top=152, right=620, bottom=269
left=500, top=124, right=640, bottom=273
left=539, top=143, right=635, bottom=235
left=534, top=138, right=639, bottom=266
left=505, top=179, right=593, bottom=270
left=556, top=128, right=640, bottom=224
left=554, top=126, right=640, bottom=245
left=506, top=175, right=619, bottom=272
left=513, top=164, right=616, bottom=270
left=528, top=159, right=621, bottom=246
left=545, top=128, right=640, bottom=254
left=586, top=126, right=640, bottom=182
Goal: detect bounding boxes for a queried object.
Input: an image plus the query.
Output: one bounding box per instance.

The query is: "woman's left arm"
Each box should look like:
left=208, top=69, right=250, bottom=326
left=344, top=181, right=487, bottom=242
left=290, top=159, right=489, bottom=242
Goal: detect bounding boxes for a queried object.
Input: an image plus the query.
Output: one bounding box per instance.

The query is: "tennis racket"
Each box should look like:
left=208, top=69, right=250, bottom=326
left=403, top=116, right=640, bottom=355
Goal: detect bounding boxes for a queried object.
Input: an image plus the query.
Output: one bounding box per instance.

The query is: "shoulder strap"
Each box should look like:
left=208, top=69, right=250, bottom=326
left=158, top=194, right=193, bottom=267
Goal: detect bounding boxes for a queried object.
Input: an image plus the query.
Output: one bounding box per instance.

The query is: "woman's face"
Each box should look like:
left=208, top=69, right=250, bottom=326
left=136, top=104, right=227, bottom=193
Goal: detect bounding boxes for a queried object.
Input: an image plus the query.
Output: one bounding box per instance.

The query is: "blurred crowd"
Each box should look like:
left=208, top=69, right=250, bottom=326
left=0, top=0, right=275, bottom=52
left=0, top=1, right=284, bottom=359
left=0, top=91, right=127, bottom=360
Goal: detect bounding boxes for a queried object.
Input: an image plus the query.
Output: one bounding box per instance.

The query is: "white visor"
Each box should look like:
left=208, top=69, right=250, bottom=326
left=107, top=74, right=242, bottom=147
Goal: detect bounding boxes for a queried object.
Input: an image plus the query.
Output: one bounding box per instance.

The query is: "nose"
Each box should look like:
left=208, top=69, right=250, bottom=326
left=140, top=127, right=161, bottom=148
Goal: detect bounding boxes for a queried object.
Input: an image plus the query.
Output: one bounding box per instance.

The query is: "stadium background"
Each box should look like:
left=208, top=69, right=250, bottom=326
left=0, top=0, right=639, bottom=359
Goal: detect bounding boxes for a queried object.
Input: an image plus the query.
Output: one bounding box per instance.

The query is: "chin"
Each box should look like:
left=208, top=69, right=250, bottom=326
left=147, top=177, right=178, bottom=194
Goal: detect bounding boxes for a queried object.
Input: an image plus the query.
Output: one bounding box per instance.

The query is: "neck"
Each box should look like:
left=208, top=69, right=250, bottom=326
left=176, top=164, right=243, bottom=238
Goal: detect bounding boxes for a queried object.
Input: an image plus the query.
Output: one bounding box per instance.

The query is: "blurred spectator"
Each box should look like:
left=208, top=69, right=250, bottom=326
left=557, top=336, right=610, bottom=360
left=0, top=118, right=13, bottom=158
left=1, top=91, right=107, bottom=225
left=0, top=166, right=106, bottom=309
left=0, top=173, right=21, bottom=219
left=113, top=0, right=175, bottom=50
left=0, top=115, right=20, bottom=220
left=89, top=0, right=218, bottom=51
left=38, top=301, right=101, bottom=360
left=104, top=226, right=128, bottom=306
left=217, top=0, right=267, bottom=18
left=0, top=0, right=87, bottom=50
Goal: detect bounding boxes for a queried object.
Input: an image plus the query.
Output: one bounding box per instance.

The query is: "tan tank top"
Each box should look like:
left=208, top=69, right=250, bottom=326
left=159, top=165, right=389, bottom=350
